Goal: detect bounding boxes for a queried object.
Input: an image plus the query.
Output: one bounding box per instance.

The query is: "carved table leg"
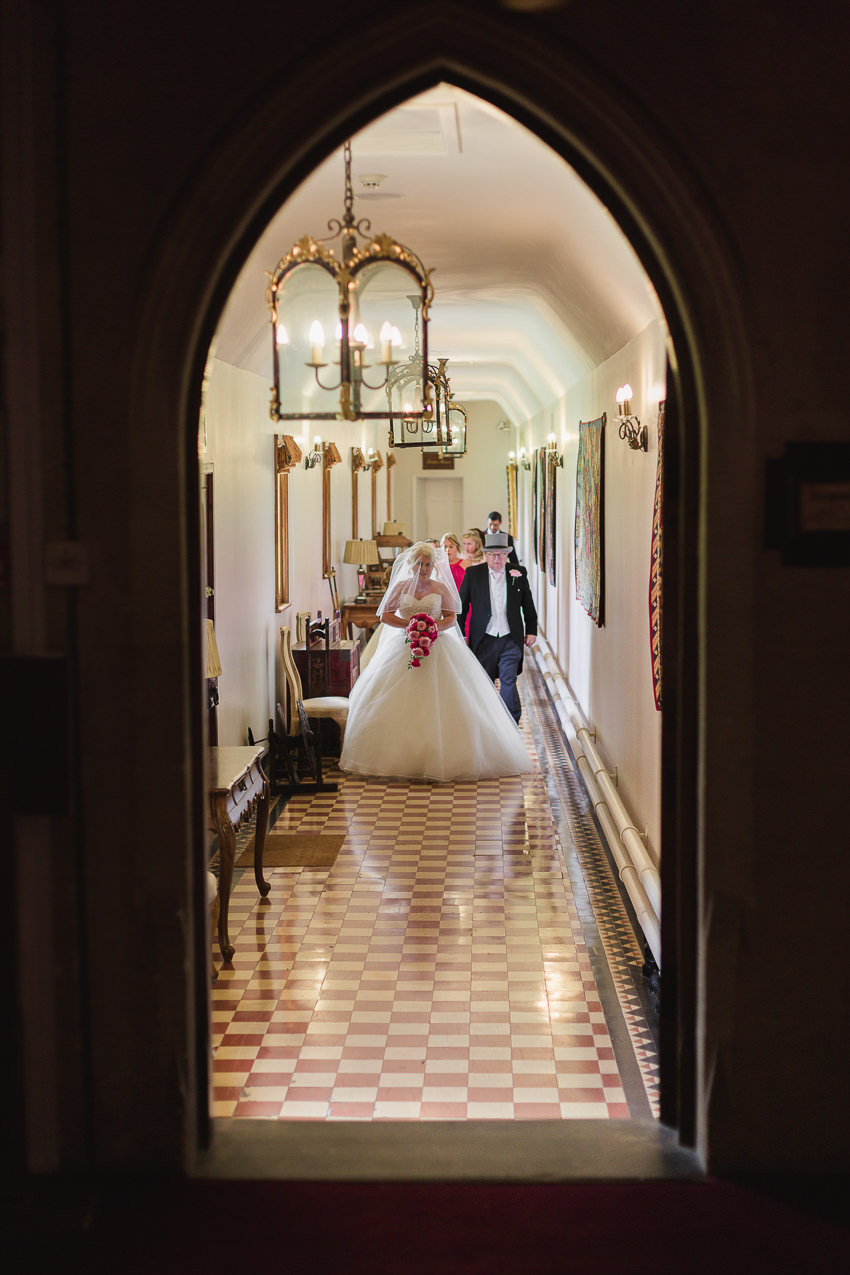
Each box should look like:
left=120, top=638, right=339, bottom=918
left=253, top=761, right=271, bottom=898
left=212, top=792, right=236, bottom=961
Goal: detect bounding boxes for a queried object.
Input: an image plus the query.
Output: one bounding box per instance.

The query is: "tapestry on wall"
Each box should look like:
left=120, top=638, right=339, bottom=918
left=532, top=448, right=539, bottom=567
left=649, top=400, right=665, bottom=711
left=546, top=449, right=558, bottom=586
left=506, top=461, right=519, bottom=539
left=537, top=447, right=548, bottom=572
left=574, top=415, right=605, bottom=625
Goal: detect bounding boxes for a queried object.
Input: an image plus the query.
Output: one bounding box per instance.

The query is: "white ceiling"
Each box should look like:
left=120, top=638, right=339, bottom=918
left=213, top=84, right=664, bottom=423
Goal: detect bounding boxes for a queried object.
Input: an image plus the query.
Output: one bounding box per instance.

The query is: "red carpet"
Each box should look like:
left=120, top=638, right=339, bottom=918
left=25, top=1178, right=850, bottom=1274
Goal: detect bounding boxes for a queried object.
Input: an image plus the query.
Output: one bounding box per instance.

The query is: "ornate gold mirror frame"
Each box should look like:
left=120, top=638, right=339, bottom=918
left=386, top=452, right=397, bottom=523
left=369, top=449, right=384, bottom=538
left=351, top=446, right=365, bottom=537
left=322, top=440, right=342, bottom=575
left=275, top=434, right=302, bottom=610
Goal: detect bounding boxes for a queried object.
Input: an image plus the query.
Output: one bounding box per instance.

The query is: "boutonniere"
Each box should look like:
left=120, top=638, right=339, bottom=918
left=509, top=570, right=522, bottom=579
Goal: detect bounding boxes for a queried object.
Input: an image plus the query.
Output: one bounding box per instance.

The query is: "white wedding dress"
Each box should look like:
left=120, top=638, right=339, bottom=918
left=340, top=591, right=533, bottom=782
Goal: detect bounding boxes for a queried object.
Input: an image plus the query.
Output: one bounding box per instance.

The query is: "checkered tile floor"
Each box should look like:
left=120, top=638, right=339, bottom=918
left=210, top=664, right=660, bottom=1121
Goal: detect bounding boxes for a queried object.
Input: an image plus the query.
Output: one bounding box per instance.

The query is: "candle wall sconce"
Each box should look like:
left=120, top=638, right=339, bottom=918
left=546, top=433, right=564, bottom=467
left=305, top=436, right=324, bottom=469
left=616, top=384, right=648, bottom=451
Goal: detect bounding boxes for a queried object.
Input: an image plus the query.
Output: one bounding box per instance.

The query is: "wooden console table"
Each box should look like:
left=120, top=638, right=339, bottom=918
left=340, top=598, right=381, bottom=640
left=208, top=745, right=270, bottom=961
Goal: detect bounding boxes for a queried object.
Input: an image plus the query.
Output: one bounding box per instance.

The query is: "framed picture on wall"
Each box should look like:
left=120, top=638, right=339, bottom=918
left=422, top=451, right=454, bottom=470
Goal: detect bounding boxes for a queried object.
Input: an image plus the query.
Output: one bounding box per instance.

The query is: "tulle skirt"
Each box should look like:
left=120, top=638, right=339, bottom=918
left=340, top=624, right=533, bottom=782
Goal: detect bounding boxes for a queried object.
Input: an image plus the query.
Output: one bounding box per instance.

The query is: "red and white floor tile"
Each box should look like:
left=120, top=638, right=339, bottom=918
left=210, top=665, right=659, bottom=1121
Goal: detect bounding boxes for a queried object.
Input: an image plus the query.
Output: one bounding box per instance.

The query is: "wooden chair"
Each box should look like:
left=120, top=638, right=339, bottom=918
left=305, top=617, right=331, bottom=698
left=280, top=624, right=349, bottom=751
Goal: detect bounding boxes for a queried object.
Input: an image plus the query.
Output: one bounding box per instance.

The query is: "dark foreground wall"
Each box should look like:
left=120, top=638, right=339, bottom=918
left=4, top=0, right=849, bottom=1177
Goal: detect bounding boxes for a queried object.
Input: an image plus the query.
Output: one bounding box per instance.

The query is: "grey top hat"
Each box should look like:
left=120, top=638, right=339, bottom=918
left=483, top=531, right=510, bottom=552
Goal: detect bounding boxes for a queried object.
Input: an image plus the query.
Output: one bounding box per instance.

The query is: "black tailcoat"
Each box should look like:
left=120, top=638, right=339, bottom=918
left=459, top=562, right=538, bottom=671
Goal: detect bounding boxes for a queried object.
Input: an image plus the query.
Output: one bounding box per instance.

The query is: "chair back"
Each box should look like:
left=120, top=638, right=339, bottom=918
left=279, top=626, right=304, bottom=734
left=305, top=616, right=331, bottom=697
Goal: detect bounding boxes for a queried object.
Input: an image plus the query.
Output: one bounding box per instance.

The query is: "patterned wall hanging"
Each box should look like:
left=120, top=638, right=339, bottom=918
left=649, top=400, right=665, bottom=710
left=537, top=446, right=548, bottom=572
left=546, top=449, right=558, bottom=586
left=506, top=461, right=518, bottom=539
left=574, top=414, right=606, bottom=625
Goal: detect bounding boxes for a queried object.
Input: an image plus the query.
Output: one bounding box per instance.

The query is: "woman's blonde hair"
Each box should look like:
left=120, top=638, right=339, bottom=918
left=462, top=528, right=484, bottom=560
left=410, top=540, right=438, bottom=565
left=441, top=532, right=462, bottom=553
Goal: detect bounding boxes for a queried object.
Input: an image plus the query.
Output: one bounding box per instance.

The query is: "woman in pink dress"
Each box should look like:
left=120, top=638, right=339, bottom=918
left=441, top=532, right=467, bottom=590
left=448, top=530, right=481, bottom=640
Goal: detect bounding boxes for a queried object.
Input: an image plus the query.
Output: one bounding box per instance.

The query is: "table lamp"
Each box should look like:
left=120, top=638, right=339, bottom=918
left=343, top=538, right=380, bottom=600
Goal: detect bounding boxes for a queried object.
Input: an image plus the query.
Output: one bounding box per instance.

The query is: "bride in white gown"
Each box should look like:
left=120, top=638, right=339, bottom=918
left=340, top=541, right=532, bottom=782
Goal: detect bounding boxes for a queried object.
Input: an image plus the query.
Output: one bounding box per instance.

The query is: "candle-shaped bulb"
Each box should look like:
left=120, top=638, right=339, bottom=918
left=309, top=321, right=325, bottom=364
left=379, top=321, right=393, bottom=363
left=276, top=322, right=289, bottom=346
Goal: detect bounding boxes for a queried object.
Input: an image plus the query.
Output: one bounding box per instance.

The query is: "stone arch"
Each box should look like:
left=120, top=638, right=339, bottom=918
left=126, top=3, right=755, bottom=1164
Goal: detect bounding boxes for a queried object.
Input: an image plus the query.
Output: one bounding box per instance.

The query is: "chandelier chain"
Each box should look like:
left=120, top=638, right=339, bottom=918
left=343, top=140, right=354, bottom=227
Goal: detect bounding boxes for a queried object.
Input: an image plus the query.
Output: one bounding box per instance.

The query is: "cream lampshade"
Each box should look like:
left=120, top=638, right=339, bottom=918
left=343, top=538, right=380, bottom=600
left=204, top=619, right=223, bottom=678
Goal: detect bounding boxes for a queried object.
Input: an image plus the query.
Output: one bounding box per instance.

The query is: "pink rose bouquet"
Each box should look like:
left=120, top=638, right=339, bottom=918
left=405, top=612, right=439, bottom=669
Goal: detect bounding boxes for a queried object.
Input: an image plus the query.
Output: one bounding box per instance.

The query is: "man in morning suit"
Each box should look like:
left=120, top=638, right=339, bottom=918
left=459, top=531, right=538, bottom=722
left=486, top=510, right=519, bottom=566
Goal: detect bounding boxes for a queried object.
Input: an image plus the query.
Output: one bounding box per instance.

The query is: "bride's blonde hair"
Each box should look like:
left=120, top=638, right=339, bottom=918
left=410, top=540, right=438, bottom=565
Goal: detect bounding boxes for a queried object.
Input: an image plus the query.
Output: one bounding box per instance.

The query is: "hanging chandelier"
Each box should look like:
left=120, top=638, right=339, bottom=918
left=385, top=296, right=454, bottom=449
left=440, top=395, right=468, bottom=458
left=266, top=141, right=434, bottom=423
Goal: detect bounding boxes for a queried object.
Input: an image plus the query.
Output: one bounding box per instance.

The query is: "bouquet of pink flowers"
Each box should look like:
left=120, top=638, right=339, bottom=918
left=405, top=612, right=439, bottom=669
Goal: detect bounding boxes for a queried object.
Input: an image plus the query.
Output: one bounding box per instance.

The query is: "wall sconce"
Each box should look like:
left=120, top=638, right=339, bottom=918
left=546, top=433, right=564, bottom=466
left=616, top=384, right=648, bottom=451
left=518, top=446, right=531, bottom=470
left=305, top=435, right=324, bottom=469
left=364, top=447, right=382, bottom=471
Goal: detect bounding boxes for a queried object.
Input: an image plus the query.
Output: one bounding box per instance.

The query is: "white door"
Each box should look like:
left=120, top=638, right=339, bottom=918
left=417, top=476, right=464, bottom=541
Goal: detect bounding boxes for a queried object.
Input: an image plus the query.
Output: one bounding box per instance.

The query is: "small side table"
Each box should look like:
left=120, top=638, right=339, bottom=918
left=340, top=598, right=381, bottom=640
left=208, top=745, right=270, bottom=961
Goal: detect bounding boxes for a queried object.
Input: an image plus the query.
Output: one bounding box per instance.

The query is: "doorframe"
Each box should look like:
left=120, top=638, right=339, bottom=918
left=413, top=473, right=465, bottom=544
left=123, top=4, right=756, bottom=1174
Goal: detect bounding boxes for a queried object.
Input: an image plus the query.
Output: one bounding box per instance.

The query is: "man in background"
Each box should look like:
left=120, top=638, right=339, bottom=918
left=486, top=511, right=519, bottom=565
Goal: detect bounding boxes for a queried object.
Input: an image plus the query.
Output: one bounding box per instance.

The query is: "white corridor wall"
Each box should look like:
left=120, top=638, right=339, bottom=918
left=520, top=319, right=666, bottom=862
